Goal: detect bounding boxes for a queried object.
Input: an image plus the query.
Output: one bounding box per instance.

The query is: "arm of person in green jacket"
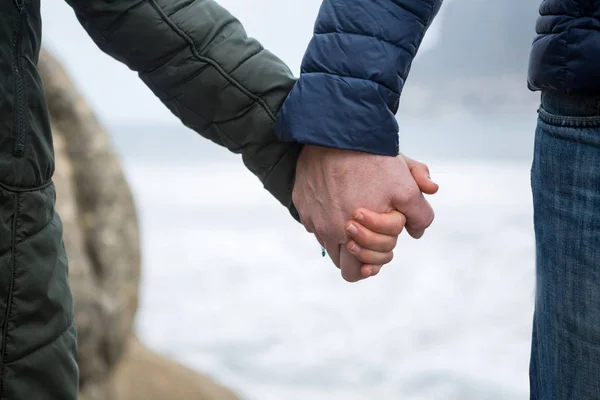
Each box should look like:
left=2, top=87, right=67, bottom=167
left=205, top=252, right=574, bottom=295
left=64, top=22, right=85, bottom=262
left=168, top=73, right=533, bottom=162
left=63, top=0, right=301, bottom=219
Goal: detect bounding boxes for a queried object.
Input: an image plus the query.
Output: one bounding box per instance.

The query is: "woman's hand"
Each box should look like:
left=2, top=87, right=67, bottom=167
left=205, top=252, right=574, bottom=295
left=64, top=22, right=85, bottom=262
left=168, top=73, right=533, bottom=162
left=345, top=155, right=439, bottom=279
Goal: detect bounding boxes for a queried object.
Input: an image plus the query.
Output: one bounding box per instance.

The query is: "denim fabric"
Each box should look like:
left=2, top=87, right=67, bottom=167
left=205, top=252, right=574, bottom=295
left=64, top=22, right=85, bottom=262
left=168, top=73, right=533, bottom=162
left=530, top=92, right=600, bottom=399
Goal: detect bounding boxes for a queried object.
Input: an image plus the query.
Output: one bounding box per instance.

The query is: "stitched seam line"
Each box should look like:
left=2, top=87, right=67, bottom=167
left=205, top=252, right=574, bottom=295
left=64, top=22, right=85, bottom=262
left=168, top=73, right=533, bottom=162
left=147, top=0, right=278, bottom=121
left=80, top=0, right=289, bottom=185
left=167, top=0, right=195, bottom=16
left=300, top=70, right=400, bottom=97
left=145, top=0, right=289, bottom=179
left=143, top=71, right=265, bottom=168
left=0, top=214, right=55, bottom=262
left=14, top=211, right=55, bottom=248
left=195, top=16, right=238, bottom=57
left=425, top=1, right=435, bottom=25
left=227, top=47, right=264, bottom=77
left=313, top=31, right=415, bottom=59
left=263, top=143, right=302, bottom=189
left=6, top=319, right=75, bottom=364
left=389, top=0, right=428, bottom=25
left=147, top=61, right=212, bottom=96
left=0, top=179, right=53, bottom=193
left=531, top=316, right=541, bottom=397
left=212, top=100, right=258, bottom=125
left=561, top=28, right=569, bottom=93
left=102, top=0, right=146, bottom=37
left=0, top=193, right=21, bottom=398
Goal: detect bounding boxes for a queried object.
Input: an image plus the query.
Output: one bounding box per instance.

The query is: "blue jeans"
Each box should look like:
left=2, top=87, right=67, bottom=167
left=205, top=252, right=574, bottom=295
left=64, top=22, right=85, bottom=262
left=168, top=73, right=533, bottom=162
left=530, top=93, right=600, bottom=399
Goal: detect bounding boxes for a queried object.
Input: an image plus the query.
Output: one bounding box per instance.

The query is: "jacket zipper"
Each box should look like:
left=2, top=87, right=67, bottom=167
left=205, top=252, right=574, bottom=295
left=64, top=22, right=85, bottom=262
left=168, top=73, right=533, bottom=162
left=12, top=1, right=26, bottom=158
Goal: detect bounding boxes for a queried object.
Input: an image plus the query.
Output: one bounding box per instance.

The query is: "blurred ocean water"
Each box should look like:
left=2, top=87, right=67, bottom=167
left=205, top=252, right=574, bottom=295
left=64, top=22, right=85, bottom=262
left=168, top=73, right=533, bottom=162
left=41, top=0, right=541, bottom=395
left=124, top=156, right=535, bottom=400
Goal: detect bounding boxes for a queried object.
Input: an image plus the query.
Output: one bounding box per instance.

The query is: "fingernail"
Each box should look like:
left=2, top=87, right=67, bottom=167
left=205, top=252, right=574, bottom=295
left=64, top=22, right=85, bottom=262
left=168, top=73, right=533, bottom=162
left=354, top=212, right=364, bottom=221
left=349, top=243, right=361, bottom=253
left=367, top=268, right=373, bottom=276
left=346, top=223, right=359, bottom=235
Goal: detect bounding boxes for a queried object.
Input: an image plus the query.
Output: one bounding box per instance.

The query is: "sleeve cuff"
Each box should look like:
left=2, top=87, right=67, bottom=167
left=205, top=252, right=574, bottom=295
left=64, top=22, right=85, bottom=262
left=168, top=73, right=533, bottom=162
left=274, top=73, right=400, bottom=156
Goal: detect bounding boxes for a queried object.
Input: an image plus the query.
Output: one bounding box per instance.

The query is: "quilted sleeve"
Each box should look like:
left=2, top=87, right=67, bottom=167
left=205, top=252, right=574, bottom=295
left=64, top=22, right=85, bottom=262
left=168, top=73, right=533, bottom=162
left=63, top=0, right=301, bottom=217
left=274, top=0, right=443, bottom=156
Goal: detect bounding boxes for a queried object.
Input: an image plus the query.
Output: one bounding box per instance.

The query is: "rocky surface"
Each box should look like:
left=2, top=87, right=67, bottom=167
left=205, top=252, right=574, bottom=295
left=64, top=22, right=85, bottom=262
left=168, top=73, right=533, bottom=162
left=39, top=49, right=240, bottom=400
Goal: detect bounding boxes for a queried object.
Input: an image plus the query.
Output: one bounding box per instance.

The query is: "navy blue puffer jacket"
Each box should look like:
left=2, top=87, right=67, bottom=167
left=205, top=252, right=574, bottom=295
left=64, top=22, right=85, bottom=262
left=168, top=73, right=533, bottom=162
left=275, top=0, right=600, bottom=156
left=528, top=0, right=600, bottom=95
left=274, top=0, right=443, bottom=156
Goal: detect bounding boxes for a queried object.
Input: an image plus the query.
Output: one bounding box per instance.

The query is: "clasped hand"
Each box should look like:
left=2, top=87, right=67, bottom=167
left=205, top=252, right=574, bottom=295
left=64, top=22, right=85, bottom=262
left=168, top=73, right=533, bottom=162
left=293, top=146, right=438, bottom=282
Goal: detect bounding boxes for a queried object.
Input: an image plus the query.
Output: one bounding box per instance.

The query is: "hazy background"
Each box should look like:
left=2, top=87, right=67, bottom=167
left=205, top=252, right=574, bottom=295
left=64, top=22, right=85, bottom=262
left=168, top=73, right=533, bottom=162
left=42, top=1, right=541, bottom=399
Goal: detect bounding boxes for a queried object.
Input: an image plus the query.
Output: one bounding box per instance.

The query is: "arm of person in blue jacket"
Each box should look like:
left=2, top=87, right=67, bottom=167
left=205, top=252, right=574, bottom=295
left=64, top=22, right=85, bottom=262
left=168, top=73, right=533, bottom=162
left=274, top=0, right=443, bottom=156
left=63, top=0, right=440, bottom=283
left=274, top=0, right=443, bottom=282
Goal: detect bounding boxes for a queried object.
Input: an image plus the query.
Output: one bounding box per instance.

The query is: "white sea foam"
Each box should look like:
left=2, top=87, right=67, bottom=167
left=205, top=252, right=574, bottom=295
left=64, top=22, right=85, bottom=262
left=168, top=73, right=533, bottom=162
left=129, top=159, right=535, bottom=400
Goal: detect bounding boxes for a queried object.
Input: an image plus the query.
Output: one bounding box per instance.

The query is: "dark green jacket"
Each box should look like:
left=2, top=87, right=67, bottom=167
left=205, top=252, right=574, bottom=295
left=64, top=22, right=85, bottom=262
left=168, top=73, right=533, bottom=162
left=0, top=0, right=299, bottom=398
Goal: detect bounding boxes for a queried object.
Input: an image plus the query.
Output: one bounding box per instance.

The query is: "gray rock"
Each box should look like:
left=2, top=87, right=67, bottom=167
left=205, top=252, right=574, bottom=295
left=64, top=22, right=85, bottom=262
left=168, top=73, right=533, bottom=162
left=39, top=49, right=240, bottom=400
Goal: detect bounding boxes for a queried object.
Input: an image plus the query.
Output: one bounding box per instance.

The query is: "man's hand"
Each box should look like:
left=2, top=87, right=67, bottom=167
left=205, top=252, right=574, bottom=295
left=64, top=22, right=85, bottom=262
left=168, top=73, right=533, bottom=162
left=293, top=146, right=436, bottom=282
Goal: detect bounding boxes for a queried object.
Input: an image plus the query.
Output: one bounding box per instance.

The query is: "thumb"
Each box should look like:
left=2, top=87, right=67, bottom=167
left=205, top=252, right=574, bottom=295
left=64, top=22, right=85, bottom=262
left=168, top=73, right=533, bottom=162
left=392, top=185, right=435, bottom=240
left=403, top=155, right=439, bottom=195
left=340, top=247, right=363, bottom=283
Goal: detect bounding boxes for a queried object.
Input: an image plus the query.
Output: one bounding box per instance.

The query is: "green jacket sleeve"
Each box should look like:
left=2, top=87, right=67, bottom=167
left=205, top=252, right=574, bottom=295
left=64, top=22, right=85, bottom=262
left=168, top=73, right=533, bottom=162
left=63, top=0, right=301, bottom=218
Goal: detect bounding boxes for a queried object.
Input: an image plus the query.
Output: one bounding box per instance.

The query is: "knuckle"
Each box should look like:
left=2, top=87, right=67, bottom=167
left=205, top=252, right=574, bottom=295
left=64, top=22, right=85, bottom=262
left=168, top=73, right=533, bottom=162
left=396, top=185, right=419, bottom=205
left=291, top=187, right=302, bottom=209
left=357, top=252, right=371, bottom=264
left=392, top=218, right=405, bottom=235
left=298, top=214, right=312, bottom=233
left=415, top=159, right=426, bottom=169
left=404, top=184, right=419, bottom=200
left=360, top=251, right=384, bottom=265
left=424, top=209, right=435, bottom=228
left=384, top=252, right=394, bottom=264
left=367, top=211, right=381, bottom=225
left=383, top=237, right=397, bottom=252
left=356, top=228, right=373, bottom=245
